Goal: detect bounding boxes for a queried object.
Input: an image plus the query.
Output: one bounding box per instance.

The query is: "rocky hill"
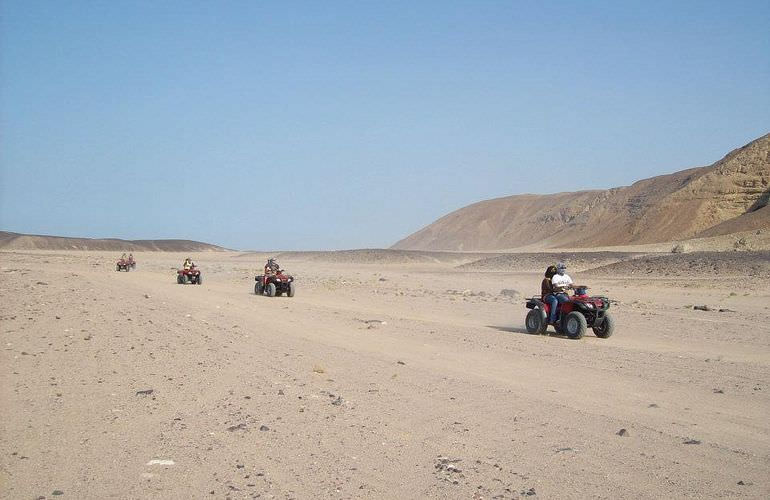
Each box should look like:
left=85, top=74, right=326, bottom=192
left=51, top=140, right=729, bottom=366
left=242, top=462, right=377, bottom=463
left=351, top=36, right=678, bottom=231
left=393, top=134, right=769, bottom=251
left=0, top=231, right=228, bottom=252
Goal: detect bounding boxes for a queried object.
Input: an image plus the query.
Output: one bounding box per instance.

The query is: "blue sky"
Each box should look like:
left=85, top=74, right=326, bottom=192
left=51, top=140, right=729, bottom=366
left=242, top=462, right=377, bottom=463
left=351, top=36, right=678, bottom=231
left=1, top=0, right=768, bottom=250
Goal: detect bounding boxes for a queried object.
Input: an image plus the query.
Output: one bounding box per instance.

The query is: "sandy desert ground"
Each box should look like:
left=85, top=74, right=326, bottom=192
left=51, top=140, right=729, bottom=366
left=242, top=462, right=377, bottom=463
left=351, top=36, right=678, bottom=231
left=1, top=249, right=769, bottom=499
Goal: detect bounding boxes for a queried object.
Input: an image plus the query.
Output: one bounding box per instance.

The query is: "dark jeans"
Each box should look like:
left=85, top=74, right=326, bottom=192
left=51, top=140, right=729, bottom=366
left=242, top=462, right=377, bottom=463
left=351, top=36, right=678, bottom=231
left=544, top=294, right=558, bottom=323
left=547, top=293, right=570, bottom=323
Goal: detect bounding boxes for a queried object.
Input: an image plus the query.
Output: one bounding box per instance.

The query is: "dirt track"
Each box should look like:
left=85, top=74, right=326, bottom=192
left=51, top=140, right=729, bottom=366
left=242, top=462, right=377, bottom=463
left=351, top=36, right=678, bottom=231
left=1, top=250, right=769, bottom=499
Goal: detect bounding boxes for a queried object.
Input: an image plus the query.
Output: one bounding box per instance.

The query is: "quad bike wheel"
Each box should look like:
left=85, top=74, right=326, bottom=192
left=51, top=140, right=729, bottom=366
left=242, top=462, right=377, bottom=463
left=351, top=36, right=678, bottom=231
left=564, top=311, right=587, bottom=339
left=116, top=265, right=120, bottom=272
left=179, top=274, right=188, bottom=284
left=525, top=308, right=547, bottom=334
left=196, top=274, right=202, bottom=285
left=255, top=282, right=264, bottom=295
left=266, top=282, right=276, bottom=297
left=287, top=282, right=295, bottom=297
left=593, top=312, right=615, bottom=338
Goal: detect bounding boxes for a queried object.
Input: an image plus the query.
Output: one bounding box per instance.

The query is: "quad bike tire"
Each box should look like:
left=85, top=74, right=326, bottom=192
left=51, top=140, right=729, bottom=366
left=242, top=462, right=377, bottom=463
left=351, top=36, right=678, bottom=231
left=179, top=274, right=188, bottom=284
left=287, top=282, right=295, bottom=297
left=255, top=282, right=264, bottom=295
left=116, top=265, right=120, bottom=272
left=266, top=283, right=276, bottom=297
left=564, top=311, right=587, bottom=339
left=593, top=312, right=615, bottom=339
left=177, top=274, right=184, bottom=284
left=196, top=274, right=202, bottom=285
left=525, top=308, right=547, bottom=334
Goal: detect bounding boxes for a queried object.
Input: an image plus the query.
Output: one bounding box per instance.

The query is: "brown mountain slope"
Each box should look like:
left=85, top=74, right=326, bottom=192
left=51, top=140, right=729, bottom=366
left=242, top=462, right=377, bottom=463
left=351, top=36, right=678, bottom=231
left=393, top=134, right=769, bottom=251
left=0, top=231, right=228, bottom=252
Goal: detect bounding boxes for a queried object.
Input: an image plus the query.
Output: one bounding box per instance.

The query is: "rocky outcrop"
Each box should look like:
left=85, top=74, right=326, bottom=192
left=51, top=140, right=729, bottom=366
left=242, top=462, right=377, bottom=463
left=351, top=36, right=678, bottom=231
left=393, top=134, right=770, bottom=251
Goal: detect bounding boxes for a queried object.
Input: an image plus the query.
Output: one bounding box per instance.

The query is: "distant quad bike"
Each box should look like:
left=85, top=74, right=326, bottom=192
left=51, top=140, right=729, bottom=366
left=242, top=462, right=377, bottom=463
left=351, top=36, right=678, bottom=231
left=177, top=266, right=202, bottom=285
left=524, top=286, right=614, bottom=339
left=116, top=259, right=131, bottom=272
left=255, top=271, right=295, bottom=297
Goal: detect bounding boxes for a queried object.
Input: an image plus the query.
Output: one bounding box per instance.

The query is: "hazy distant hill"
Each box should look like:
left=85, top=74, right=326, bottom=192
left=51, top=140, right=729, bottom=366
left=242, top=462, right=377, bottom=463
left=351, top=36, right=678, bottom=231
left=393, top=134, right=770, bottom=251
left=0, top=232, right=229, bottom=252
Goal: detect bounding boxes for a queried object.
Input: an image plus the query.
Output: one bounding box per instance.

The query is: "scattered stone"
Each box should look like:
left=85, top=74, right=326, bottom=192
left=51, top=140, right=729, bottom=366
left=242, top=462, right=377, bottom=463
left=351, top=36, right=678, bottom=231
left=259, top=425, right=270, bottom=432
left=499, top=289, right=521, bottom=298
left=397, top=361, right=406, bottom=365
left=435, top=456, right=463, bottom=473
left=331, top=396, right=343, bottom=406
left=359, top=319, right=387, bottom=325
left=312, top=365, right=325, bottom=374
left=683, top=439, right=701, bottom=445
left=648, top=403, right=659, bottom=408
left=146, top=459, right=175, bottom=466
left=693, top=305, right=711, bottom=311
left=135, top=389, right=153, bottom=396
left=227, top=423, right=247, bottom=432
left=713, top=389, right=724, bottom=394
left=617, top=428, right=630, bottom=437
left=144, top=294, right=151, bottom=299
left=718, top=308, right=736, bottom=313
left=52, top=491, right=64, bottom=496
left=378, top=277, right=387, bottom=281
left=277, top=389, right=285, bottom=396
left=523, top=487, right=536, bottom=496
left=36, top=281, right=49, bottom=286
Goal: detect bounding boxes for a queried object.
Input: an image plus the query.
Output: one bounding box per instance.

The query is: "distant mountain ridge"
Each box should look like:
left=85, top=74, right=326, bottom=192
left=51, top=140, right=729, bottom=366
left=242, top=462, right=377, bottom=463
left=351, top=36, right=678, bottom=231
left=393, top=133, right=770, bottom=251
left=0, top=231, right=229, bottom=252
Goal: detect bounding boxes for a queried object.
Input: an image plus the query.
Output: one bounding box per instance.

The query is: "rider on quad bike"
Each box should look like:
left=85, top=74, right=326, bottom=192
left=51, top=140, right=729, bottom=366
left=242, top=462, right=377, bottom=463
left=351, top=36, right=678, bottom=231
left=525, top=262, right=615, bottom=339
left=264, top=258, right=280, bottom=276
left=549, top=262, right=573, bottom=324
left=177, top=258, right=202, bottom=285
left=255, top=258, right=295, bottom=297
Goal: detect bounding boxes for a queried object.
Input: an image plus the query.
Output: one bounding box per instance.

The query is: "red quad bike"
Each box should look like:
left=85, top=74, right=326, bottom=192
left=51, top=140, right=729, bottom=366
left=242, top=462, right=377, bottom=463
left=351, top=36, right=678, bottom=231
left=524, top=286, right=615, bottom=339
left=255, top=271, right=295, bottom=297
left=177, top=266, right=202, bottom=285
left=116, top=259, right=131, bottom=272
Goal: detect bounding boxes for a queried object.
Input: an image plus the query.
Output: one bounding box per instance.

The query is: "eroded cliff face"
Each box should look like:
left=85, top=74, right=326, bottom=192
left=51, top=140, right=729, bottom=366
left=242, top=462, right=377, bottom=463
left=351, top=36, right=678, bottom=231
left=393, top=134, right=770, bottom=251
left=665, top=135, right=770, bottom=235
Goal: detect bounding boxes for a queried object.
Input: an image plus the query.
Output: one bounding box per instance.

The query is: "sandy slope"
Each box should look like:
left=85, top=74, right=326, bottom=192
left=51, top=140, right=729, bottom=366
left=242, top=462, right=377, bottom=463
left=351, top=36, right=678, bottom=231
left=393, top=134, right=769, bottom=251
left=1, top=250, right=769, bottom=499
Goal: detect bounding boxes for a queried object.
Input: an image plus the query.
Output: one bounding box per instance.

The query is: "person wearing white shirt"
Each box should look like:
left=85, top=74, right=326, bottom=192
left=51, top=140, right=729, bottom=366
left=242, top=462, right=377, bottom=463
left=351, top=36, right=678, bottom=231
left=549, top=262, right=573, bottom=324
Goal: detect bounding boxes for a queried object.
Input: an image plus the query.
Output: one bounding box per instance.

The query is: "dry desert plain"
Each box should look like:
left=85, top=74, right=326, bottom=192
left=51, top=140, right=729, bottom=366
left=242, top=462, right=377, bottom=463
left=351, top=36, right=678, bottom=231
left=1, top=249, right=769, bottom=499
